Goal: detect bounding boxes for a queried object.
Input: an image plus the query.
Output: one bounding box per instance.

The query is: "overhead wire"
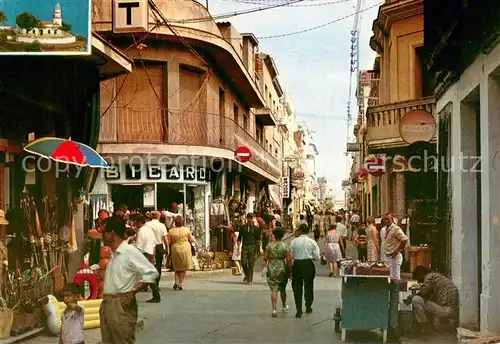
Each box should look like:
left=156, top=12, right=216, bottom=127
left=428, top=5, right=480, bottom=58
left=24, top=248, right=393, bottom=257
left=213, top=0, right=353, bottom=7
left=257, top=2, right=379, bottom=39
left=170, top=0, right=306, bottom=23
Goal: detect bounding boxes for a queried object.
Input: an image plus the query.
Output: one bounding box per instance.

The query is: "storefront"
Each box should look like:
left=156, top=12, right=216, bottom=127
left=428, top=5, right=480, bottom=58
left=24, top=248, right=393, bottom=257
left=91, top=163, right=211, bottom=246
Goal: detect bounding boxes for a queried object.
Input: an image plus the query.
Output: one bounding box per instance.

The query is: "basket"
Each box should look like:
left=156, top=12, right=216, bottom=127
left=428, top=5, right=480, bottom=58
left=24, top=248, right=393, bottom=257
left=0, top=298, right=14, bottom=339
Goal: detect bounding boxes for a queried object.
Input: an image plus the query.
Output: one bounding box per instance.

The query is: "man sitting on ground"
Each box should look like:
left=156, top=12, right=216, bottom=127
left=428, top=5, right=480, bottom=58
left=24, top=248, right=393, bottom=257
left=411, top=265, right=459, bottom=333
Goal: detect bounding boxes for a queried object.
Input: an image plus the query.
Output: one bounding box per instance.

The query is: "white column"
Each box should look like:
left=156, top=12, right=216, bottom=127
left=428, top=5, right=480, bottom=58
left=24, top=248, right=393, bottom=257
left=479, top=74, right=500, bottom=334
left=451, top=94, right=479, bottom=329
left=205, top=184, right=210, bottom=248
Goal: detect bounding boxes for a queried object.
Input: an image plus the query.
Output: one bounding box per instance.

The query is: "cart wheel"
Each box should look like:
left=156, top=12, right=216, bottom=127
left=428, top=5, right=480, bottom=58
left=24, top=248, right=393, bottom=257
left=333, top=306, right=341, bottom=334
left=334, top=319, right=341, bottom=333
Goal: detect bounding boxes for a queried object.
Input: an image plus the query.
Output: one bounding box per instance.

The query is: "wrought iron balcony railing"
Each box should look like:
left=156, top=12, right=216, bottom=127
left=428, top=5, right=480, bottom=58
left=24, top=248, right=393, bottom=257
left=99, top=106, right=281, bottom=178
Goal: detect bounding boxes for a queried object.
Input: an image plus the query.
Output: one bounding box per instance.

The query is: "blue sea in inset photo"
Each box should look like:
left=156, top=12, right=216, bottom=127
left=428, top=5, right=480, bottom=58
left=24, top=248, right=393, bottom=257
left=0, top=0, right=89, bottom=38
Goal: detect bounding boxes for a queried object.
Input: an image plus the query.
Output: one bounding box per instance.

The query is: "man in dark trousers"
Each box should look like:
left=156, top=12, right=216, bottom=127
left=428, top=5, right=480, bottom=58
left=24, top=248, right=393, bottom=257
left=238, top=213, right=262, bottom=284
left=289, top=223, right=320, bottom=318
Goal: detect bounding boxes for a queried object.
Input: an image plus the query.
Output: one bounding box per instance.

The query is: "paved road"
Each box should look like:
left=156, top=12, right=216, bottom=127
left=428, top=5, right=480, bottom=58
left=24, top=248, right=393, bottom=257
left=21, top=238, right=455, bottom=344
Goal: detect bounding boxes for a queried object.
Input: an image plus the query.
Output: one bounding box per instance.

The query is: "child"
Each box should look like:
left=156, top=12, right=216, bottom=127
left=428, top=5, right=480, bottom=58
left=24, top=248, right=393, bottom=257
left=355, top=224, right=368, bottom=262
left=60, top=283, right=85, bottom=344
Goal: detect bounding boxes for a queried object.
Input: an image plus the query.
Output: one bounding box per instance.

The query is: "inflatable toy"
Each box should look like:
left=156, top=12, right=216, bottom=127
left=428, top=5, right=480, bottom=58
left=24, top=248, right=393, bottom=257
left=73, top=264, right=98, bottom=300
left=43, top=295, right=102, bottom=334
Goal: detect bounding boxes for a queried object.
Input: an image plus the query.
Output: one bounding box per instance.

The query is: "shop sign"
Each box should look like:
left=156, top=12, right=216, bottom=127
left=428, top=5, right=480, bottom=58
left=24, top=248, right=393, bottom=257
left=104, top=164, right=209, bottom=182
left=0, top=0, right=92, bottom=56
left=281, top=177, right=290, bottom=198
left=358, top=168, right=368, bottom=182
left=399, top=110, right=436, bottom=144
left=113, top=0, right=149, bottom=33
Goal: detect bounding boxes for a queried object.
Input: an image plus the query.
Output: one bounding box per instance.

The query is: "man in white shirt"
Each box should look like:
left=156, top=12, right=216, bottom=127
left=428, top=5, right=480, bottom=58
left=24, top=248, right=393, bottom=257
left=335, top=216, right=348, bottom=258
left=383, top=213, right=408, bottom=280
left=289, top=223, right=321, bottom=318
left=350, top=211, right=360, bottom=239
left=147, top=211, right=169, bottom=301
left=134, top=214, right=161, bottom=303
left=100, top=215, right=158, bottom=343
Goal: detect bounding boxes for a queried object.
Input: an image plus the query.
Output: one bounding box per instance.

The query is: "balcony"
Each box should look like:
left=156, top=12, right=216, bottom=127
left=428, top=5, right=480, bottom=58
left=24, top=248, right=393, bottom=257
left=366, top=96, right=435, bottom=150
left=254, top=107, right=277, bottom=126
left=98, top=106, right=281, bottom=179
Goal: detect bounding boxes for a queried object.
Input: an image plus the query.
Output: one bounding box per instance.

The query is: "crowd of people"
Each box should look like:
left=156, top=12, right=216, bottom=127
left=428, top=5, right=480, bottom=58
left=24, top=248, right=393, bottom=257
left=54, top=206, right=460, bottom=343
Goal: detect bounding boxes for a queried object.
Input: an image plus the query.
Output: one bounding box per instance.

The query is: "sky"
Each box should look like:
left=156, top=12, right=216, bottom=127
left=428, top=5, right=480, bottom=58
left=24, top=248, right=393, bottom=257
left=0, top=0, right=90, bottom=37
left=207, top=0, right=379, bottom=198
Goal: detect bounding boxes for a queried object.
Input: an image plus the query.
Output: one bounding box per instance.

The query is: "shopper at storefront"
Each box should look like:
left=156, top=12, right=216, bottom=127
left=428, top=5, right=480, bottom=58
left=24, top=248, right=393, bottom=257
left=168, top=216, right=196, bottom=290
left=146, top=211, right=168, bottom=301
left=100, top=215, right=158, bottom=343
left=90, top=209, right=109, bottom=265
left=383, top=213, right=408, bottom=280
left=238, top=213, right=262, bottom=284
left=134, top=214, right=161, bottom=302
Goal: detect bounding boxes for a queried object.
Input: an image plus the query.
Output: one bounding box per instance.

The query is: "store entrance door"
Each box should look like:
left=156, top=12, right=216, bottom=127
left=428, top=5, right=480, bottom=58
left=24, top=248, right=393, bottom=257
left=111, top=185, right=143, bottom=211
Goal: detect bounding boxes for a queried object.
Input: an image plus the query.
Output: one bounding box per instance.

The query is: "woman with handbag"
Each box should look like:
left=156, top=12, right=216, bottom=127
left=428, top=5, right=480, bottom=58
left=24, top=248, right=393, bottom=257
left=167, top=216, right=196, bottom=290
left=263, top=228, right=292, bottom=318
left=324, top=223, right=343, bottom=277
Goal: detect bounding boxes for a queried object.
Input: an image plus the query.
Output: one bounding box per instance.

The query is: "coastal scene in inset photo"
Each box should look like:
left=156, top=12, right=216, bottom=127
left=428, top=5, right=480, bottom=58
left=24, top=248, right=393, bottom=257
left=0, top=0, right=90, bottom=54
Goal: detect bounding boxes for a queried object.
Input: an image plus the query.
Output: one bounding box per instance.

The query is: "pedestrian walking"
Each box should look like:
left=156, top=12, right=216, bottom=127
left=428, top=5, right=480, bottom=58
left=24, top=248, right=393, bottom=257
left=232, top=229, right=243, bottom=275
left=134, top=214, right=161, bottom=300
left=168, top=216, right=196, bottom=290
left=289, top=223, right=320, bottom=318
left=383, top=213, right=408, bottom=279
left=324, top=223, right=343, bottom=277
left=264, top=228, right=292, bottom=317
left=146, top=211, right=168, bottom=301
left=238, top=213, right=262, bottom=284
left=335, top=216, right=347, bottom=258
left=100, top=215, right=158, bottom=344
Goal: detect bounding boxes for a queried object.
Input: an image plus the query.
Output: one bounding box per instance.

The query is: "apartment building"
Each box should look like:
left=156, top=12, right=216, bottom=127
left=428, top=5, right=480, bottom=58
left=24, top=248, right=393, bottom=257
left=363, top=0, right=439, bottom=264
left=90, top=0, right=291, bottom=246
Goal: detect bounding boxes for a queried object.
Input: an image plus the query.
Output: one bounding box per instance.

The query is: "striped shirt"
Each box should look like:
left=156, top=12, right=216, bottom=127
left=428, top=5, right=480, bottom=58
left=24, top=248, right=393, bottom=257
left=357, top=230, right=367, bottom=247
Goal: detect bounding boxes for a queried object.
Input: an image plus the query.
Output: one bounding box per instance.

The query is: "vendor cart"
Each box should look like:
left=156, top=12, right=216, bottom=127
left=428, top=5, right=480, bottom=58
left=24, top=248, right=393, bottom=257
left=334, top=274, right=391, bottom=343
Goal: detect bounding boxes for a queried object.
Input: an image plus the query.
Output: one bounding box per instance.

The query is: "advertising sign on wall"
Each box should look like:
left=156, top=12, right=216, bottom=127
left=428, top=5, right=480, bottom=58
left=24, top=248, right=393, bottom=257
left=281, top=177, right=290, bottom=198
left=0, top=0, right=92, bottom=55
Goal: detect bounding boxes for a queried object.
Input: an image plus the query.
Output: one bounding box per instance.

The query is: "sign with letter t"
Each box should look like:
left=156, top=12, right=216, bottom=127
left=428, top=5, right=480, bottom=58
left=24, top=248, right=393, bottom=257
left=113, top=0, right=149, bottom=33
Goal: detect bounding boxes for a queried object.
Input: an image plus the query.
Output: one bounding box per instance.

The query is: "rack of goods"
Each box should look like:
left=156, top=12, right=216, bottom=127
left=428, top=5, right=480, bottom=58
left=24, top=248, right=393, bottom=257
left=334, top=260, right=391, bottom=343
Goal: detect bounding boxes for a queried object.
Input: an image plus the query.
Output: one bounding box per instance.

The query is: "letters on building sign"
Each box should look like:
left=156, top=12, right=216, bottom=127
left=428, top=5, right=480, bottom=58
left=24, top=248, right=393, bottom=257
left=113, top=0, right=149, bottom=33
left=281, top=177, right=290, bottom=198
left=104, top=165, right=209, bottom=182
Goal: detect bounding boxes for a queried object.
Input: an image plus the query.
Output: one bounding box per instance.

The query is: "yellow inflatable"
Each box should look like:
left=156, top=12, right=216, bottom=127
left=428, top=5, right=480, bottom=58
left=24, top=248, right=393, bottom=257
left=43, top=295, right=102, bottom=334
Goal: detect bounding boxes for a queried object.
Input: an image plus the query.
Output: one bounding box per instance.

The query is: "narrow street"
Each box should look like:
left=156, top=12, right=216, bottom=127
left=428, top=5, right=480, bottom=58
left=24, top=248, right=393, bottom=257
left=21, top=239, right=455, bottom=344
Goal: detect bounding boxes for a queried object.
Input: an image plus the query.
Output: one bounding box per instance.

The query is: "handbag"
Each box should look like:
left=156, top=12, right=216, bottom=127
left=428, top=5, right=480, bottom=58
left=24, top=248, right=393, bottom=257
left=261, top=264, right=268, bottom=277
left=320, top=253, right=328, bottom=265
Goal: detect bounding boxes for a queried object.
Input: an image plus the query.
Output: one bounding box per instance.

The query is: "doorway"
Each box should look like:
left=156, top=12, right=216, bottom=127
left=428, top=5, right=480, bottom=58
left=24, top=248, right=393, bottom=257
left=111, top=185, right=143, bottom=211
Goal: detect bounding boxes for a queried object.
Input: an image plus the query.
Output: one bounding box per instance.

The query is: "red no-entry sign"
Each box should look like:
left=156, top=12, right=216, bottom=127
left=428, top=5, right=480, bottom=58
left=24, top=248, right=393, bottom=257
left=367, top=157, right=385, bottom=176
left=235, top=146, right=251, bottom=162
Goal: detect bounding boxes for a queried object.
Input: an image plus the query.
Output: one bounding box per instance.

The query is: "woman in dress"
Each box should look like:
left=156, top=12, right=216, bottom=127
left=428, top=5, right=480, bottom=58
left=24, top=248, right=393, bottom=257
left=324, top=223, right=344, bottom=277
left=264, top=228, right=292, bottom=317
left=167, top=215, right=195, bottom=290
left=366, top=217, right=380, bottom=261
left=232, top=229, right=242, bottom=275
